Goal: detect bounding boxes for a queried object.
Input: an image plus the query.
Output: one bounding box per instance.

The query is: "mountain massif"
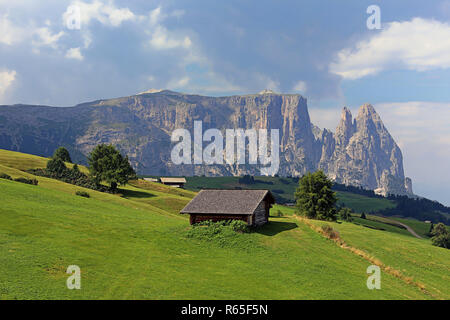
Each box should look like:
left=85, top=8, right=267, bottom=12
left=0, top=90, right=412, bottom=196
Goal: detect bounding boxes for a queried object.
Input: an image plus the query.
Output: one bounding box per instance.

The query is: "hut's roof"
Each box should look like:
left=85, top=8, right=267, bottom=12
left=160, top=177, right=186, bottom=184
left=180, top=189, right=275, bottom=215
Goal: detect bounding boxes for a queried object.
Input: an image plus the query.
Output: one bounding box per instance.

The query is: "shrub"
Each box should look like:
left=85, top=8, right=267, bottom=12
left=431, top=234, right=450, bottom=249
left=75, top=190, right=90, bottom=198
left=238, top=175, right=255, bottom=184
left=427, top=223, right=434, bottom=237
left=53, top=147, right=72, bottom=163
left=47, top=158, right=67, bottom=174
left=186, top=220, right=254, bottom=249
left=338, top=207, right=353, bottom=222
left=321, top=224, right=340, bottom=240
left=229, top=220, right=249, bottom=233
left=430, top=223, right=450, bottom=249
left=14, top=177, right=38, bottom=185
left=0, top=173, right=12, bottom=180
left=360, top=212, right=367, bottom=219
left=28, top=167, right=111, bottom=193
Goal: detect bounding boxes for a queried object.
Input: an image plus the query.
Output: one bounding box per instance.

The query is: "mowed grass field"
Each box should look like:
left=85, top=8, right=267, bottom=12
left=1, top=149, right=449, bottom=299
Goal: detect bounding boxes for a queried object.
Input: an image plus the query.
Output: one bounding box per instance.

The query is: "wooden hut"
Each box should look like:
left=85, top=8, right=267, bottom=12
left=180, top=189, right=275, bottom=226
left=160, top=177, right=186, bottom=188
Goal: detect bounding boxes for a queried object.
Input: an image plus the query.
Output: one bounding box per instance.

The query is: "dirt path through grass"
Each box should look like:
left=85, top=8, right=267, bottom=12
left=377, top=216, right=423, bottom=239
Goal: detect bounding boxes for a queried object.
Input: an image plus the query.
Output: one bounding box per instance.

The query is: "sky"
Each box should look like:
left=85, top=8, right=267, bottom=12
left=0, top=0, right=449, bottom=205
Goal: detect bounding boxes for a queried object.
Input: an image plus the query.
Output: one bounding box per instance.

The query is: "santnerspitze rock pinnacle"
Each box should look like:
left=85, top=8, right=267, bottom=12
left=318, top=104, right=412, bottom=196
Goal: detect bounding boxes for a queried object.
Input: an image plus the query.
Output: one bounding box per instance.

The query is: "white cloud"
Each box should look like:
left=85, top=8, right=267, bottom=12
left=82, top=31, right=93, bottom=49
left=33, top=27, right=65, bottom=49
left=309, top=107, right=341, bottom=132
left=374, top=101, right=450, bottom=149
left=144, top=6, right=192, bottom=50
left=0, top=14, right=25, bottom=45
left=252, top=73, right=280, bottom=93
left=0, top=69, right=17, bottom=102
left=102, top=5, right=135, bottom=27
left=167, top=76, right=190, bottom=89
left=149, top=25, right=192, bottom=50
left=149, top=6, right=163, bottom=26
left=65, top=47, right=84, bottom=60
left=1, top=13, right=65, bottom=50
left=61, top=3, right=192, bottom=51
left=63, top=0, right=136, bottom=27
left=293, top=80, right=307, bottom=93
left=166, top=70, right=243, bottom=94
left=330, top=18, right=450, bottom=79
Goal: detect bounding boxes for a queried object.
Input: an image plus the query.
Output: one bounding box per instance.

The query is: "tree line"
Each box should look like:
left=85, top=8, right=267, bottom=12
left=29, top=144, right=136, bottom=193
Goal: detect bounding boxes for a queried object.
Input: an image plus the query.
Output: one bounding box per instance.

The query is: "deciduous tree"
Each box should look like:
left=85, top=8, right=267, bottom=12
left=295, top=170, right=337, bottom=221
left=88, top=144, right=136, bottom=192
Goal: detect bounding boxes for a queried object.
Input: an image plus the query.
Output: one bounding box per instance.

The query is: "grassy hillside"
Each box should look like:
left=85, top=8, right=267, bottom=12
left=310, top=218, right=450, bottom=300
left=274, top=205, right=450, bottom=299
left=1, top=149, right=449, bottom=299
left=0, top=149, right=88, bottom=173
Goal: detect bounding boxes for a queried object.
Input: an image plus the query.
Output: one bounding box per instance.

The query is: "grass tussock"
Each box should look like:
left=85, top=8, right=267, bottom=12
left=2, top=172, right=39, bottom=185
left=13, top=177, right=39, bottom=185
left=75, top=190, right=90, bottom=198
left=0, top=172, right=12, bottom=180
left=320, top=224, right=341, bottom=241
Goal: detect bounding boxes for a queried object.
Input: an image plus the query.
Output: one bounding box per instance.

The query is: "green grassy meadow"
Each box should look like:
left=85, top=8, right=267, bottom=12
left=311, top=218, right=450, bottom=299
left=1, top=149, right=449, bottom=300
left=336, top=191, right=396, bottom=213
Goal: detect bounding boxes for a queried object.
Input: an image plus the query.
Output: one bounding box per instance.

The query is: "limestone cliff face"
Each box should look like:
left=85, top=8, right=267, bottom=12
left=0, top=90, right=410, bottom=195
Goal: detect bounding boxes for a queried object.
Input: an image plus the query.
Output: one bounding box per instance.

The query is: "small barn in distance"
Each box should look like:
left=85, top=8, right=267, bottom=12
left=160, top=177, right=186, bottom=188
left=180, top=189, right=275, bottom=226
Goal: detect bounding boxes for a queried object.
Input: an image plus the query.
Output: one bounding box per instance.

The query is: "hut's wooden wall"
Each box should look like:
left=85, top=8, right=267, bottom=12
left=253, top=201, right=268, bottom=226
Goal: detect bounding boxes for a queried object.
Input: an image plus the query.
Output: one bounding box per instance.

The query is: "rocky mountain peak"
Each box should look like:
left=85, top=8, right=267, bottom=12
left=358, top=103, right=376, bottom=114
left=318, top=103, right=409, bottom=195
left=355, top=103, right=381, bottom=126
left=341, top=106, right=352, bottom=119
left=0, top=91, right=411, bottom=196
left=335, top=107, right=355, bottom=146
left=356, top=104, right=379, bottom=122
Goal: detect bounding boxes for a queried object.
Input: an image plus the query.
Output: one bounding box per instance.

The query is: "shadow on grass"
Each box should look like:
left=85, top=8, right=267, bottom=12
left=119, top=188, right=156, bottom=199
left=255, top=221, right=298, bottom=236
